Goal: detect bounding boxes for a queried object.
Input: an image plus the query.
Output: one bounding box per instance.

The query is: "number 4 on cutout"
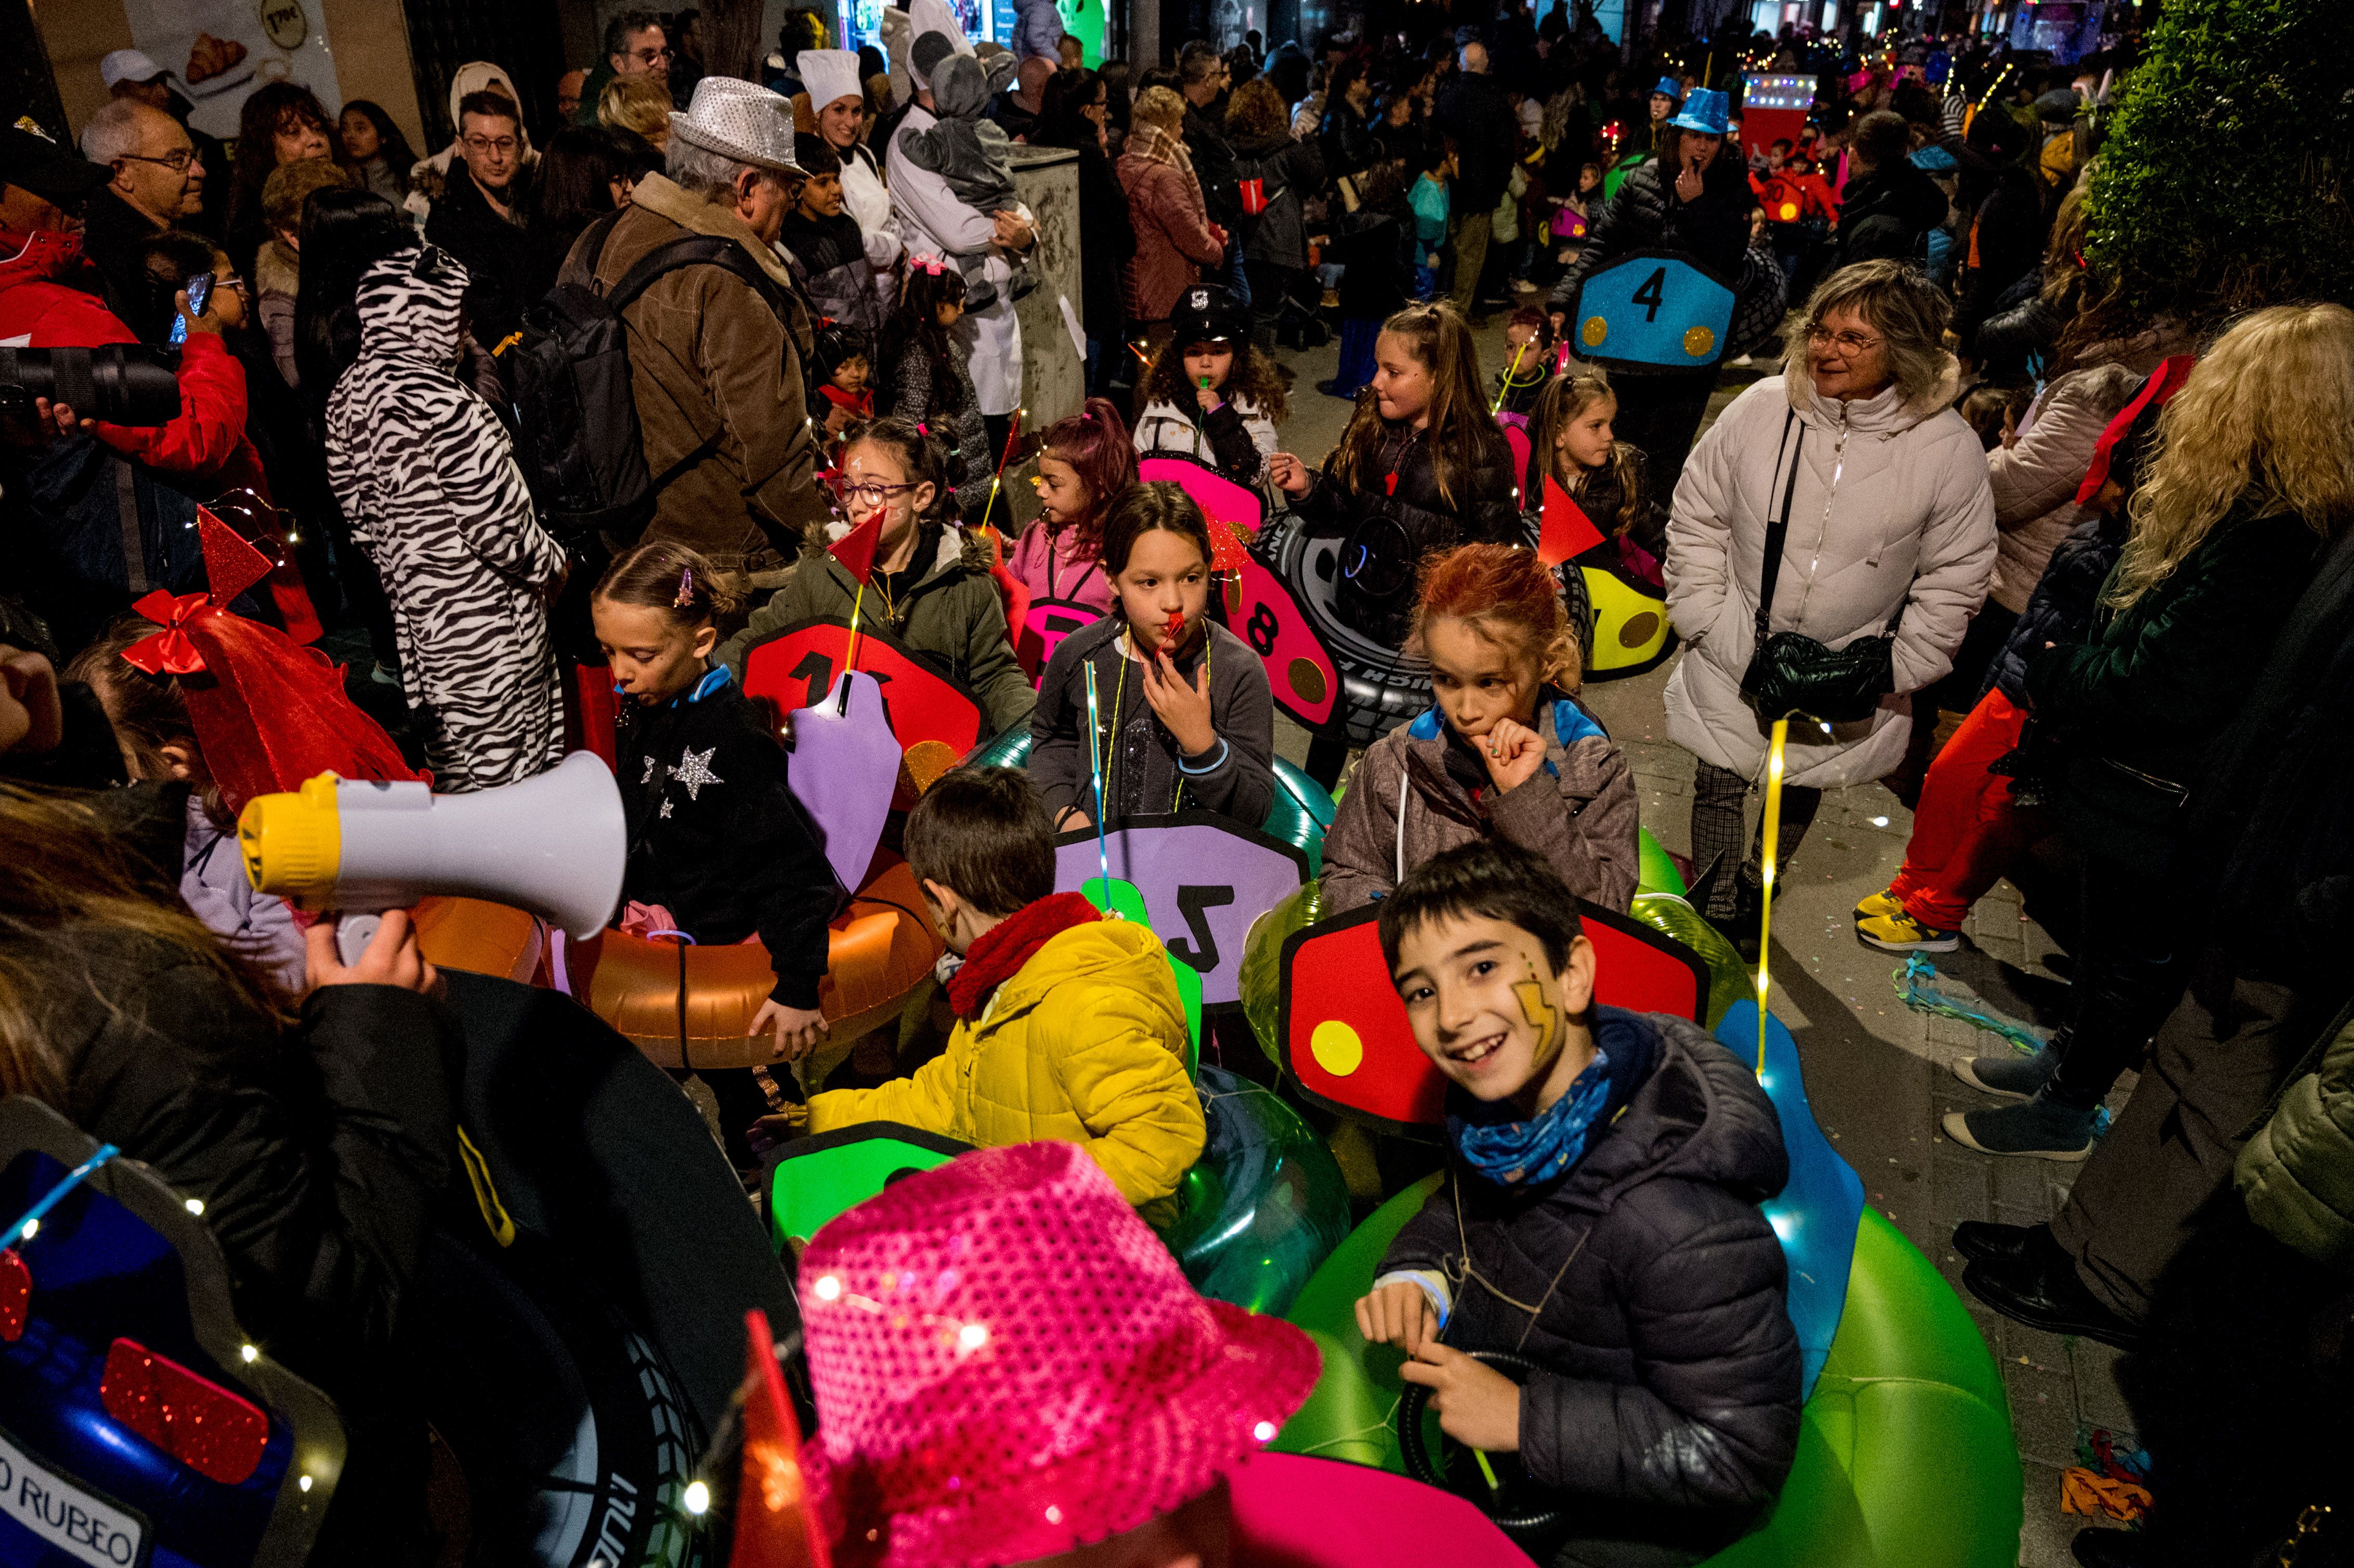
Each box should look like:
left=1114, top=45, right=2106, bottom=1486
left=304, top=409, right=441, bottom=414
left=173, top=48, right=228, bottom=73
left=1632, top=266, right=1667, bottom=323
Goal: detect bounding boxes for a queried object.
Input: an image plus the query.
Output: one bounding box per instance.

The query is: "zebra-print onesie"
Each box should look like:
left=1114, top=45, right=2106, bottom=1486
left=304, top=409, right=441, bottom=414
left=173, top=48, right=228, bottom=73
left=325, top=245, right=566, bottom=792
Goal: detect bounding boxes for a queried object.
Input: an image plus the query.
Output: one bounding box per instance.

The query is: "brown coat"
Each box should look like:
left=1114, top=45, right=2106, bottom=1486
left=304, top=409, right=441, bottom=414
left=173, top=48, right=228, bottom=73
left=569, top=174, right=827, bottom=572
left=1116, top=134, right=1224, bottom=325
left=1323, top=697, right=1642, bottom=916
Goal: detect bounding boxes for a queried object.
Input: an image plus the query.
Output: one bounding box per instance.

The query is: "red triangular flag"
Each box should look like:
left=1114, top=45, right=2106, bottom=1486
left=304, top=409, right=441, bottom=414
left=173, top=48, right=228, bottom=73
left=1538, top=475, right=1606, bottom=567
left=730, top=1310, right=831, bottom=1568
left=197, top=506, right=274, bottom=607
left=828, top=507, right=886, bottom=584
left=1207, top=517, right=1251, bottom=579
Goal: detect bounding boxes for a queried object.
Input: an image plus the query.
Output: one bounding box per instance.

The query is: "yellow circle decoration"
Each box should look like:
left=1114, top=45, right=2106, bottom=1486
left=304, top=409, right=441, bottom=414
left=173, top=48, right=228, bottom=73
left=1580, top=316, right=1608, bottom=348
left=1683, top=325, right=1716, bottom=359
left=1310, top=1020, right=1365, bottom=1077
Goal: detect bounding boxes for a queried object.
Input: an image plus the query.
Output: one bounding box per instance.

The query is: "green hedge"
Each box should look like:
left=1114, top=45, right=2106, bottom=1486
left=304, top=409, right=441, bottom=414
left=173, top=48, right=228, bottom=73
left=2087, top=0, right=2354, bottom=320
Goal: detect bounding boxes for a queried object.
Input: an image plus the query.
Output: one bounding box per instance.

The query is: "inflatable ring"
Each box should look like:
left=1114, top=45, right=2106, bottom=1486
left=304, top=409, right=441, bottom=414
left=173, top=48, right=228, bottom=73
left=1273, top=1005, right=2022, bottom=1568
left=759, top=1072, right=1350, bottom=1318
left=564, top=856, right=946, bottom=1070
left=413, top=894, right=548, bottom=984
left=1254, top=509, right=1434, bottom=749
left=961, top=727, right=1334, bottom=872
left=1396, top=1348, right=1566, bottom=1546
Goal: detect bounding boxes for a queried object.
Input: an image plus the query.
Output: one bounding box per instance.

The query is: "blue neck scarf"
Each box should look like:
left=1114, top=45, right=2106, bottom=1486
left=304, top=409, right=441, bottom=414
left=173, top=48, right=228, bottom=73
left=1446, top=1008, right=1659, bottom=1188
left=1448, top=1047, right=1616, bottom=1188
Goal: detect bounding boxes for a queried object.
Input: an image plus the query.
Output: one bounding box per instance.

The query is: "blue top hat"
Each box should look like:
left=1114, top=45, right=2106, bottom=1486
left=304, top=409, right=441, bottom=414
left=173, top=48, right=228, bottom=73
left=1652, top=75, right=1683, bottom=102
left=1669, top=87, right=1730, bottom=136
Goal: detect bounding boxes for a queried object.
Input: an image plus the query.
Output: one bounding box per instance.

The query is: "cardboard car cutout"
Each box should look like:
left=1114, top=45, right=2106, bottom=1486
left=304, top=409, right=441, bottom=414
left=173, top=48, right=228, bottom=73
left=1278, top=901, right=1710, bottom=1132
left=1568, top=250, right=1738, bottom=372
left=742, top=617, right=984, bottom=761
left=1054, top=814, right=1311, bottom=1009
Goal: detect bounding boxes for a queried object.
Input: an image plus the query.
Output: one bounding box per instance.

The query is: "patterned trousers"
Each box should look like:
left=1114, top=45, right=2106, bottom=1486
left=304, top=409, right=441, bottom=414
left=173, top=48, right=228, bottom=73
left=1690, top=761, right=1823, bottom=920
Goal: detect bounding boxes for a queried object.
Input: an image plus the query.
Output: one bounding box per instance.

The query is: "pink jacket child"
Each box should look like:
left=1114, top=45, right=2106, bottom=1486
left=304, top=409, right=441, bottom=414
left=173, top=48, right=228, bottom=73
left=1008, top=398, right=1138, bottom=677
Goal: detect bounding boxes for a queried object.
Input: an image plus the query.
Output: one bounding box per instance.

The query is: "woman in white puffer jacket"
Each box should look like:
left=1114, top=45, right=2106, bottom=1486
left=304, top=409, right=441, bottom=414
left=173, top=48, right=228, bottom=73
left=1665, top=259, right=1997, bottom=931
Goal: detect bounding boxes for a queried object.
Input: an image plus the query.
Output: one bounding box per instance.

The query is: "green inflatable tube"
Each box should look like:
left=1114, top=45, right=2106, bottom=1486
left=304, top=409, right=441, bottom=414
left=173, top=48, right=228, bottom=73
left=1630, top=893, right=1749, bottom=1029
left=1636, top=828, right=1686, bottom=897
left=960, top=729, right=1332, bottom=871
left=1160, top=1065, right=1353, bottom=1317
left=1275, top=1201, right=2021, bottom=1567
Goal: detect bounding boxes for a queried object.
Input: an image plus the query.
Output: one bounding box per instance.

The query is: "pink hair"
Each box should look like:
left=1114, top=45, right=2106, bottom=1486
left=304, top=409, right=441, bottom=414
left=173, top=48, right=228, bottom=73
left=1037, top=397, right=1140, bottom=557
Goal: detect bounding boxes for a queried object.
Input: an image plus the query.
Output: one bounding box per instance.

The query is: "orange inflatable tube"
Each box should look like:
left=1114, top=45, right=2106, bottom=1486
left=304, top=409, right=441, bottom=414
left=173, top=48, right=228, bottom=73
left=412, top=896, right=548, bottom=984
left=566, top=855, right=945, bottom=1070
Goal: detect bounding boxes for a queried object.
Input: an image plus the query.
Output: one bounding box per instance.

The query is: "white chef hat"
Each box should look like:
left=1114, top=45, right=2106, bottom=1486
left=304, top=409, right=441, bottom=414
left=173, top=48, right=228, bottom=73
left=801, top=47, right=864, bottom=110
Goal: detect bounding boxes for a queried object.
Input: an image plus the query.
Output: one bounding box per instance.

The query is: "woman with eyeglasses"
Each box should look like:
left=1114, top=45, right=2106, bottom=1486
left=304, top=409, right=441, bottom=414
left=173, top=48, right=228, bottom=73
left=1267, top=300, right=1520, bottom=787
left=1663, top=259, right=1996, bottom=951
left=716, top=417, right=1037, bottom=740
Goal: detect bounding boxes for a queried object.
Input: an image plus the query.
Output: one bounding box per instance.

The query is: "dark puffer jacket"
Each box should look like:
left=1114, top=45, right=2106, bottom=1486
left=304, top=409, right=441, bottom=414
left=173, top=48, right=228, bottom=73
left=1381, top=1011, right=1800, bottom=1565
left=1290, top=420, right=1522, bottom=646
left=42, top=925, right=458, bottom=1416
left=1546, top=155, right=1752, bottom=325
left=2027, top=504, right=2325, bottom=868
left=1824, top=158, right=1948, bottom=271
left=1982, top=511, right=2124, bottom=707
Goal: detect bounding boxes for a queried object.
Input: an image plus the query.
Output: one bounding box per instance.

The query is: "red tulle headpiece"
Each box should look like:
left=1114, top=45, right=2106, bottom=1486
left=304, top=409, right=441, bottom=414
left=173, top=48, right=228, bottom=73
left=119, top=508, right=423, bottom=818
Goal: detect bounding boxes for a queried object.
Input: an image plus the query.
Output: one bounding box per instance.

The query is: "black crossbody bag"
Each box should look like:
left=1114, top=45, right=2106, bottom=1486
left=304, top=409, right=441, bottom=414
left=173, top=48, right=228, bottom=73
left=1740, top=409, right=1899, bottom=724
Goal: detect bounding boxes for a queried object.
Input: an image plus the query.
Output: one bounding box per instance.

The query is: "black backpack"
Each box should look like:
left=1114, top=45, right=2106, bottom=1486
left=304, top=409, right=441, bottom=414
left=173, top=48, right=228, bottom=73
left=507, top=209, right=799, bottom=544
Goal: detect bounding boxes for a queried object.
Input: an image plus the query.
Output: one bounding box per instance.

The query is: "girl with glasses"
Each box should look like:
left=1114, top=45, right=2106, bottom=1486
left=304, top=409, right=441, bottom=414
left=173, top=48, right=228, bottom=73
left=716, top=417, right=1036, bottom=741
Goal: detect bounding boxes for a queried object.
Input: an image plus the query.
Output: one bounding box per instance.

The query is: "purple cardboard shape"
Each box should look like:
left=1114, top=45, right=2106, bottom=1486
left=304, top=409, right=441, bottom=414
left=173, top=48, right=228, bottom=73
left=789, top=670, right=902, bottom=892
left=1052, top=814, right=1309, bottom=1006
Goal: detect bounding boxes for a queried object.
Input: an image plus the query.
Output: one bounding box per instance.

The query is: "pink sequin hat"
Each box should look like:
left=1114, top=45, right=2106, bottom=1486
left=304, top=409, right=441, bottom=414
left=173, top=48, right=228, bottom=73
left=799, top=1141, right=1322, bottom=1567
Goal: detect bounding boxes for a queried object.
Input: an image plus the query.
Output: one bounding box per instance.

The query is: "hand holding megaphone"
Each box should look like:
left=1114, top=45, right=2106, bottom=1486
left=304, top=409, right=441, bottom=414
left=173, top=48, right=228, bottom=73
left=240, top=751, right=628, bottom=967
left=303, top=907, right=441, bottom=996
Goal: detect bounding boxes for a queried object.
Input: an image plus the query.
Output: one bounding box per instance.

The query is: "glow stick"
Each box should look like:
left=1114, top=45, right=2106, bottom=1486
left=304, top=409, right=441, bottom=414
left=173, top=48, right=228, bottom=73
left=1083, top=659, right=1110, bottom=901
left=975, top=407, right=1027, bottom=534
left=1492, top=338, right=1528, bottom=415
left=1755, top=717, right=1788, bottom=1075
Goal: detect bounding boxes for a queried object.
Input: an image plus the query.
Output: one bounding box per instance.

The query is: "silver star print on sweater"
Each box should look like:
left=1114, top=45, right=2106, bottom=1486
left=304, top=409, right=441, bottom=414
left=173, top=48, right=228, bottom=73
left=670, top=746, right=724, bottom=800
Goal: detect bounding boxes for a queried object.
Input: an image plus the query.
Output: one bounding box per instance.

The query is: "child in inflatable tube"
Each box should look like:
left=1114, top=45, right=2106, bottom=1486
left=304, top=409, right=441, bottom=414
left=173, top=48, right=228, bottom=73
left=1323, top=543, right=1641, bottom=916
left=1028, top=484, right=1278, bottom=833
left=793, top=1139, right=1532, bottom=1567
left=1357, top=841, right=1800, bottom=1565
left=593, top=543, right=838, bottom=1170
left=749, top=767, right=1206, bottom=1221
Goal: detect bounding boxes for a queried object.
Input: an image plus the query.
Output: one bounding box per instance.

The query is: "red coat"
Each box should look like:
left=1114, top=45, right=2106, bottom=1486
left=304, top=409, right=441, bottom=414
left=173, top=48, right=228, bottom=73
left=0, top=227, right=269, bottom=500
left=1115, top=148, right=1224, bottom=325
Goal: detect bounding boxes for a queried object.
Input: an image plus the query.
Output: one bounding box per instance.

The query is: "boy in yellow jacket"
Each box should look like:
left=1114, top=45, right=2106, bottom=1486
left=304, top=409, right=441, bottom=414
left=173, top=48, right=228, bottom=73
left=757, top=767, right=1205, bottom=1218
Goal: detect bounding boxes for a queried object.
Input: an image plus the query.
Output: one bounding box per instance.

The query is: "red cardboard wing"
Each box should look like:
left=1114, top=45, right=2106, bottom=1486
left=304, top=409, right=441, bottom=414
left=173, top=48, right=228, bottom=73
left=1280, top=903, right=1711, bottom=1129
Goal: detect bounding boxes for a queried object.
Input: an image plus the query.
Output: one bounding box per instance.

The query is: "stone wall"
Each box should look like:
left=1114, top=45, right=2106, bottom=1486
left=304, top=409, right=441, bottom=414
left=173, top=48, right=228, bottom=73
left=1002, top=142, right=1085, bottom=529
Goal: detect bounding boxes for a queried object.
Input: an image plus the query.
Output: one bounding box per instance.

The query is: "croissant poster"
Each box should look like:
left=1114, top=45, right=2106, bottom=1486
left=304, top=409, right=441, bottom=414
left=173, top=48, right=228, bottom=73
left=119, top=0, right=341, bottom=139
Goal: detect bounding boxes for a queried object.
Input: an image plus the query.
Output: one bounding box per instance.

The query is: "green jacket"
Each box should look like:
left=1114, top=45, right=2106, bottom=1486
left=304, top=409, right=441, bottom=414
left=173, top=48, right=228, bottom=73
left=2025, top=507, right=2321, bottom=867
left=715, top=523, right=1038, bottom=740
left=2238, top=1001, right=2354, bottom=1276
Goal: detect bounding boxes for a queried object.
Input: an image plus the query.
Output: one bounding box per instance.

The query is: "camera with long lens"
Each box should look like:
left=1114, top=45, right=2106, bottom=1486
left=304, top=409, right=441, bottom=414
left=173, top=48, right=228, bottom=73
left=0, top=345, right=182, bottom=428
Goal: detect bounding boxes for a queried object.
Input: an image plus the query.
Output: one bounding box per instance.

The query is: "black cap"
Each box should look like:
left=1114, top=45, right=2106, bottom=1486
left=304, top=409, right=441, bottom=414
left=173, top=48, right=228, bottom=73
left=1167, top=283, right=1250, bottom=349
left=0, top=124, right=110, bottom=205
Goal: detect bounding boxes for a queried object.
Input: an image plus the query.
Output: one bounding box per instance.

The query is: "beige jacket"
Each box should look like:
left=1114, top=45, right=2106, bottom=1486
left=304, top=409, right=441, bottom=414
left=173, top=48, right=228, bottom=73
left=1985, top=359, right=2150, bottom=613
left=568, top=174, right=827, bottom=572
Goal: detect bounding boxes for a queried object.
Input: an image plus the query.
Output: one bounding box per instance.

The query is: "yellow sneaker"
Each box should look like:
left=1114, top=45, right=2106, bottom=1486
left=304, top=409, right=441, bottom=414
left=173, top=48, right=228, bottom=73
left=1854, top=887, right=1906, bottom=923
left=1856, top=910, right=1962, bottom=953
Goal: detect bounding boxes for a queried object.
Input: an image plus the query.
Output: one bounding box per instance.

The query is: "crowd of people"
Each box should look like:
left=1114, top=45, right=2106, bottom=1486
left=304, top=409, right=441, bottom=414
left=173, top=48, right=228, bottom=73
left=1, top=5, right=2350, bottom=1567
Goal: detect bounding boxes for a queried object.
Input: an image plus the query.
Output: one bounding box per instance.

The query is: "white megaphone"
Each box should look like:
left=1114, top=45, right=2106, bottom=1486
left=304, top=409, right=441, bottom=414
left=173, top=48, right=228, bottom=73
left=239, top=751, right=627, bottom=965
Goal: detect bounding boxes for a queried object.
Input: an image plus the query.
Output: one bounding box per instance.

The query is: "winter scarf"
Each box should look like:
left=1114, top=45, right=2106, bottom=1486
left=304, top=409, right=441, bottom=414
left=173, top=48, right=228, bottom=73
left=1446, top=1007, right=1660, bottom=1187
left=945, top=892, right=1103, bottom=1017
left=1129, top=124, right=1205, bottom=213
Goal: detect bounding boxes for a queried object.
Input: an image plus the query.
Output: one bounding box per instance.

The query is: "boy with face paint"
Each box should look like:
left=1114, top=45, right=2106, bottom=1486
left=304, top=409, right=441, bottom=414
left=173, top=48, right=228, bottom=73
left=1358, top=841, right=1803, bottom=1566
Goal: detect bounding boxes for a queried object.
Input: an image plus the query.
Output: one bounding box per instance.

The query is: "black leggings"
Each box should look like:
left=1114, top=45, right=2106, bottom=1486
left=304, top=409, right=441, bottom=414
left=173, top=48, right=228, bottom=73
left=2044, top=853, right=2188, bottom=1110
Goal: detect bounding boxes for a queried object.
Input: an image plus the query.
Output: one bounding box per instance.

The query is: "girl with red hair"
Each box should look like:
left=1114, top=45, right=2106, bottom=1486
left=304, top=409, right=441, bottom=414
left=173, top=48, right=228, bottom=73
left=1322, top=542, right=1640, bottom=914
left=1009, top=398, right=1139, bottom=669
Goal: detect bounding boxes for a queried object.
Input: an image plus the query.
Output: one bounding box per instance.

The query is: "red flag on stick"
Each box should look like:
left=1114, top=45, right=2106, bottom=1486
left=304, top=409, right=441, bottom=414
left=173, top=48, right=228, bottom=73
left=829, top=507, right=887, bottom=584
left=729, top=1309, right=832, bottom=1568
left=1537, top=475, right=1606, bottom=567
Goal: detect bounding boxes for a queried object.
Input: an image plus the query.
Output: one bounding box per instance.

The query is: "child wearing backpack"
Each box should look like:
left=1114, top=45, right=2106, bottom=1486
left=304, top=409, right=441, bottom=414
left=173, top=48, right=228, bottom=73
left=591, top=541, right=838, bottom=1174
left=880, top=257, right=992, bottom=519
left=1130, top=284, right=1287, bottom=486
left=751, top=766, right=1205, bottom=1220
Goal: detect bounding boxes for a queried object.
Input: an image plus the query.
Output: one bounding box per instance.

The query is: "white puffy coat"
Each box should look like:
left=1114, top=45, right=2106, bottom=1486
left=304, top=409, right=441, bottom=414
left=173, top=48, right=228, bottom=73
left=1663, top=363, right=1996, bottom=790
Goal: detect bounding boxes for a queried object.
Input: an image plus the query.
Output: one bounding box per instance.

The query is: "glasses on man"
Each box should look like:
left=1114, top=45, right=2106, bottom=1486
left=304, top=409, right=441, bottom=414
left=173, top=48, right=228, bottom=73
left=1806, top=325, right=1881, bottom=354
left=116, top=149, right=198, bottom=174
left=462, top=134, right=519, bottom=155
left=629, top=46, right=672, bottom=66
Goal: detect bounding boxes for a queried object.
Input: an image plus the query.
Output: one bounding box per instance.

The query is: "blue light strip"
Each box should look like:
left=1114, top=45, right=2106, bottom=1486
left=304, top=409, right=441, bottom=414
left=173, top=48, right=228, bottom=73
left=0, top=1145, right=121, bottom=1251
